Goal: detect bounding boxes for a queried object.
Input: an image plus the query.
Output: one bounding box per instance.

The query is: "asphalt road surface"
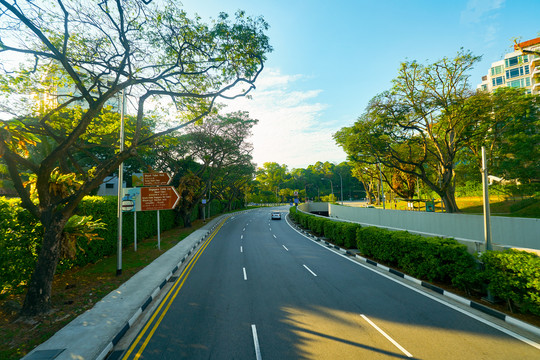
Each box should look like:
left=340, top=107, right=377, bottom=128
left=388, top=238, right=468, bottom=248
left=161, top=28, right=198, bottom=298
left=117, top=207, right=540, bottom=359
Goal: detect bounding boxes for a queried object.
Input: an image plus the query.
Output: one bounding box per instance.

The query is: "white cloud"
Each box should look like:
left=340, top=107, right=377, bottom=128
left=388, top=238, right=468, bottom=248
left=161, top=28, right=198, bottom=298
left=460, top=0, right=504, bottom=24
left=220, top=69, right=346, bottom=169
left=460, top=0, right=505, bottom=47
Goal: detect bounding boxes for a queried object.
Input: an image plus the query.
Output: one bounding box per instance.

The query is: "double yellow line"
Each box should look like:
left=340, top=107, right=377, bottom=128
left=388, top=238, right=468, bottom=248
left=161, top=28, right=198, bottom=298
left=122, top=217, right=228, bottom=360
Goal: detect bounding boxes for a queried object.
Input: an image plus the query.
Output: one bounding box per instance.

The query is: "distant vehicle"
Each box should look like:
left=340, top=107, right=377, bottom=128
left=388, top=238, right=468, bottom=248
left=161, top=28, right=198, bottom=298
left=271, top=211, right=281, bottom=220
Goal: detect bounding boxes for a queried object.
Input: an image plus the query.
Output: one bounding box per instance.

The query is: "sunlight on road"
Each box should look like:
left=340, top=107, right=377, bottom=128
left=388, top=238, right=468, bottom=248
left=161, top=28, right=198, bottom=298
left=279, top=305, right=534, bottom=360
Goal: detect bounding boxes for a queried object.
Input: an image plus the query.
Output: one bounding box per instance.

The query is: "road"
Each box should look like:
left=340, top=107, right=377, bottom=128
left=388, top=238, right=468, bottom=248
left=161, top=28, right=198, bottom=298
left=116, top=207, right=540, bottom=359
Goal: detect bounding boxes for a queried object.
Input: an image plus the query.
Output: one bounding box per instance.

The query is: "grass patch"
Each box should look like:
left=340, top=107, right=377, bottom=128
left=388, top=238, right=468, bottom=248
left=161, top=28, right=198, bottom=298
left=387, top=196, right=539, bottom=218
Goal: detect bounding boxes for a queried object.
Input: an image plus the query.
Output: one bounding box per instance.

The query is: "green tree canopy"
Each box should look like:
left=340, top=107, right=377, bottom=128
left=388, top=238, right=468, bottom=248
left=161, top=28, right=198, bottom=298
left=335, top=50, right=482, bottom=213
left=0, top=0, right=271, bottom=316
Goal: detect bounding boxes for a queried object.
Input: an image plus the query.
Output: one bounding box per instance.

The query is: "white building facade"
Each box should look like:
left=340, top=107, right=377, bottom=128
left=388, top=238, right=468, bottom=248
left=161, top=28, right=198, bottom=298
left=477, top=37, right=540, bottom=94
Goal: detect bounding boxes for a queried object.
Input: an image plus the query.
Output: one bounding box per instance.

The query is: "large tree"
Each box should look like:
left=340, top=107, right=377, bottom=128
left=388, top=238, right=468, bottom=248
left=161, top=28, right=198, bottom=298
left=461, top=87, right=540, bottom=185
left=0, top=0, right=271, bottom=316
left=150, top=111, right=258, bottom=226
left=335, top=50, right=481, bottom=212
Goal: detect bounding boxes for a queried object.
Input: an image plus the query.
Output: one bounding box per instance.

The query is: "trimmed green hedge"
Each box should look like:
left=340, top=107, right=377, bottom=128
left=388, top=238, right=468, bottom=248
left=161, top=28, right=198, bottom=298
left=357, top=226, right=476, bottom=287
left=70, top=196, right=176, bottom=269
left=289, top=205, right=540, bottom=316
left=480, top=249, right=540, bottom=316
left=0, top=198, right=42, bottom=297
left=289, top=206, right=360, bottom=249
left=1, top=196, right=175, bottom=296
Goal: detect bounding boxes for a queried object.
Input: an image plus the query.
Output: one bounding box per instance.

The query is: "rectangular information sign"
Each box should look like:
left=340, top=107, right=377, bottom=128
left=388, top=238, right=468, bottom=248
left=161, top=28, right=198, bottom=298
left=140, top=186, right=180, bottom=211
left=132, top=172, right=172, bottom=187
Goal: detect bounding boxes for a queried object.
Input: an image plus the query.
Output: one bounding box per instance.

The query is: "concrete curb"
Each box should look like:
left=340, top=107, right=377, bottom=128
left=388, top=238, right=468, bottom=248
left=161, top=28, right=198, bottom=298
left=286, top=214, right=540, bottom=339
left=23, top=215, right=227, bottom=360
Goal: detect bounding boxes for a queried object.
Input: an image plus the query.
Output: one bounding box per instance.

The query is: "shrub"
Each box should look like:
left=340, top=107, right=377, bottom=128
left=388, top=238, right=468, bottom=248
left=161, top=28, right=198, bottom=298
left=0, top=198, right=42, bottom=297
left=356, top=226, right=390, bottom=259
left=330, top=222, right=359, bottom=248
left=331, top=222, right=345, bottom=246
left=356, top=225, right=476, bottom=288
left=313, top=217, right=330, bottom=237
left=480, top=249, right=540, bottom=316
left=0, top=195, right=216, bottom=297
left=290, top=207, right=538, bottom=316
left=342, top=223, right=360, bottom=249
left=323, top=220, right=337, bottom=241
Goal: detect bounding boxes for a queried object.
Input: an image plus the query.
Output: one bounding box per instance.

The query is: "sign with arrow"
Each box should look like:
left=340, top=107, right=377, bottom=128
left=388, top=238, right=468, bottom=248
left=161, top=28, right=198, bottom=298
left=132, top=172, right=172, bottom=187
left=140, top=186, right=180, bottom=211
left=122, top=186, right=180, bottom=212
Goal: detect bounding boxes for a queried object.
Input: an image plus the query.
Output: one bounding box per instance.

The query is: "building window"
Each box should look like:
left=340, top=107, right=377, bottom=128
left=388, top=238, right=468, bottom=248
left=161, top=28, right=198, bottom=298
left=106, top=183, right=114, bottom=189
left=491, top=65, right=503, bottom=76
left=505, top=55, right=529, bottom=68
left=506, top=67, right=524, bottom=79
left=507, top=78, right=530, bottom=88
left=492, top=76, right=505, bottom=86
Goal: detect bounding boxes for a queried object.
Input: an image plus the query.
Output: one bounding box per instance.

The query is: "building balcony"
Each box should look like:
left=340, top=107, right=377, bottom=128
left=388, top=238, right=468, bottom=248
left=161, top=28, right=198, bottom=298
left=531, top=56, right=540, bottom=68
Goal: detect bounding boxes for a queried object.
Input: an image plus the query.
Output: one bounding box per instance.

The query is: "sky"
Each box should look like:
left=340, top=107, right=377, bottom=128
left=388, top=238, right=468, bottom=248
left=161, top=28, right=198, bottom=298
left=180, top=0, right=540, bottom=170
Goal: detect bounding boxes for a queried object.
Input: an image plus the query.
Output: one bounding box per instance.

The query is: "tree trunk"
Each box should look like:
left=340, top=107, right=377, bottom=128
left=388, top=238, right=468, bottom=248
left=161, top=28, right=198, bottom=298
left=21, top=215, right=67, bottom=316
left=441, top=190, right=460, bottom=213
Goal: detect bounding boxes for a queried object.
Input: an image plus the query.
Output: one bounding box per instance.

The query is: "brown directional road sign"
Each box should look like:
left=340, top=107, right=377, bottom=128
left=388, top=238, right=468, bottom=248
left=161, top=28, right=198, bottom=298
left=141, top=172, right=172, bottom=186
left=140, top=186, right=180, bottom=211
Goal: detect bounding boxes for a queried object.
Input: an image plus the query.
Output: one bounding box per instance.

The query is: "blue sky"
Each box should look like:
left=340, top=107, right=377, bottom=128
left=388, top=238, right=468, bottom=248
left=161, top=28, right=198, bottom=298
left=182, top=0, right=540, bottom=170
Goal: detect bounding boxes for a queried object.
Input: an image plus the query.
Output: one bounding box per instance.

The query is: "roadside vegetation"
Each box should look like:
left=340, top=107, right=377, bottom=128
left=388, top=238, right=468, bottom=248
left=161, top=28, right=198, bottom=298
left=0, top=1, right=538, bottom=356
left=289, top=206, right=540, bottom=326
left=0, top=218, right=213, bottom=360
left=375, top=196, right=540, bottom=218
left=0, top=0, right=271, bottom=317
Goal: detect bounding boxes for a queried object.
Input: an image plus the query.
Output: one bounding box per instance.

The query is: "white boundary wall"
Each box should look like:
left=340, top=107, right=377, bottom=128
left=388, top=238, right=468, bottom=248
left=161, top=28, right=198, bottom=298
left=298, top=203, right=540, bottom=252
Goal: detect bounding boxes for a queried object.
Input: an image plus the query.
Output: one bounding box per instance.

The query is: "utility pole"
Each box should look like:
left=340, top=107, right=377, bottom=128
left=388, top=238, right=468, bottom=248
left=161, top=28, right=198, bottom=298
left=481, top=146, right=493, bottom=251
left=116, top=89, right=126, bottom=276
left=337, top=172, right=343, bottom=205
left=378, top=163, right=385, bottom=209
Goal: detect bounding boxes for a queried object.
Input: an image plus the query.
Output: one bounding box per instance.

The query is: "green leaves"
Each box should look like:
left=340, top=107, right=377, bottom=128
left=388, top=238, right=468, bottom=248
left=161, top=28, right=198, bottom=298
left=480, top=250, right=540, bottom=315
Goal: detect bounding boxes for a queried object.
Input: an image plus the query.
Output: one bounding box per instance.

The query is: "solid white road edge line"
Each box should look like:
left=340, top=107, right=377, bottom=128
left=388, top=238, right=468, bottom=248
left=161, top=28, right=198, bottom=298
left=251, top=324, right=263, bottom=360
left=285, top=215, right=540, bottom=349
left=360, top=314, right=413, bottom=358
left=303, top=264, right=317, bottom=277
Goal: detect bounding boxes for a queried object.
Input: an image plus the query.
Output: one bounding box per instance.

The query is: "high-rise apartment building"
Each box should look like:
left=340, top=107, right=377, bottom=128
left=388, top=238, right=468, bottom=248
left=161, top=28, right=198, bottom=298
left=477, top=37, right=540, bottom=94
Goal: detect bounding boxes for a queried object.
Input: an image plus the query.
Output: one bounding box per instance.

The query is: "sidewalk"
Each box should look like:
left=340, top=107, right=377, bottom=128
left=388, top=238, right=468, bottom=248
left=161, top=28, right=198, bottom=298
left=22, top=215, right=227, bottom=360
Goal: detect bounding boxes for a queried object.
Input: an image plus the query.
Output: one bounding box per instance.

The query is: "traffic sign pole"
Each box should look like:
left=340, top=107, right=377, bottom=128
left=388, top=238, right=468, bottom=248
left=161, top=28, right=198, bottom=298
left=134, top=212, right=137, bottom=252
left=157, top=210, right=161, bottom=250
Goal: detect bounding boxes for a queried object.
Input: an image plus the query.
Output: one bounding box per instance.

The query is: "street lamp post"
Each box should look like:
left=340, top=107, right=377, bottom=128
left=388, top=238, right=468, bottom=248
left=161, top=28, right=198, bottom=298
left=481, top=146, right=492, bottom=251
left=336, top=172, right=343, bottom=205
left=377, top=163, right=385, bottom=209
left=304, top=183, right=310, bottom=202
left=116, top=89, right=126, bottom=276
left=321, top=178, right=333, bottom=202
